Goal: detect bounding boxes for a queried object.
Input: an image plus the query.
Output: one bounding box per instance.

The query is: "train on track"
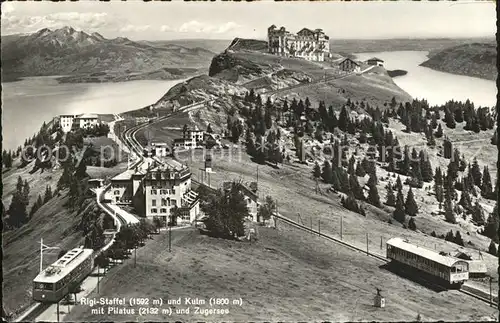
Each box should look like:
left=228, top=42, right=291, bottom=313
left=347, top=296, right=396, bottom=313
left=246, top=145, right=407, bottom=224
left=33, top=248, right=94, bottom=303
left=386, top=237, right=469, bottom=288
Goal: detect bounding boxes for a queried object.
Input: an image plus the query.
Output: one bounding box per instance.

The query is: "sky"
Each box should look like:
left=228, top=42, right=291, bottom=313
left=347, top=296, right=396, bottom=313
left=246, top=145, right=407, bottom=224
left=1, top=0, right=496, bottom=41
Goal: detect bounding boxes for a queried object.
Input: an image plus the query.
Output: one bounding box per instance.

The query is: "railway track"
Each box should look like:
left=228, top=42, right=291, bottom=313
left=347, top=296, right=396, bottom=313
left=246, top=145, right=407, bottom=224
left=13, top=302, right=51, bottom=322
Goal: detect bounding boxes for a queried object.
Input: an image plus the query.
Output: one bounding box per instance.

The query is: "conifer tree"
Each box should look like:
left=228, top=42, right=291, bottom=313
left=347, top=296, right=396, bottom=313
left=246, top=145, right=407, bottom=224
left=393, top=188, right=406, bottom=223
left=321, top=160, right=333, bottom=183
left=435, top=123, right=443, bottom=138
left=367, top=176, right=381, bottom=207
left=395, top=175, right=403, bottom=192
left=444, top=197, right=456, bottom=224
left=488, top=240, right=497, bottom=256
left=331, top=169, right=341, bottom=192
left=347, top=155, right=356, bottom=175
left=482, top=203, right=498, bottom=242
left=44, top=185, right=53, bottom=203
left=472, top=201, right=485, bottom=226
left=458, top=188, right=472, bottom=213
left=470, top=158, right=482, bottom=187
left=419, top=151, right=433, bottom=182
left=355, top=161, right=366, bottom=177
left=385, top=182, right=396, bottom=206
left=349, top=174, right=365, bottom=200
left=405, top=187, right=419, bottom=216
left=338, top=106, right=349, bottom=132
left=481, top=166, right=493, bottom=198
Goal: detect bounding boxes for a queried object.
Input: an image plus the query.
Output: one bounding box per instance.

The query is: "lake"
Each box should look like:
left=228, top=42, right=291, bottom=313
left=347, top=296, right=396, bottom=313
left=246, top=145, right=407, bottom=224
left=355, top=51, right=497, bottom=108
left=1, top=77, right=185, bottom=150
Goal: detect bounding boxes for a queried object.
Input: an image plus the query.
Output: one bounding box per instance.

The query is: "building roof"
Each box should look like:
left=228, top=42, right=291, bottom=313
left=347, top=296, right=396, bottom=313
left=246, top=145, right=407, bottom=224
left=151, top=142, right=168, bottom=147
left=387, top=237, right=467, bottom=268
left=297, top=28, right=315, bottom=35
left=111, top=169, right=143, bottom=181
left=368, top=57, right=384, bottom=62
left=339, top=58, right=360, bottom=66
left=34, top=248, right=94, bottom=283
left=76, top=113, right=98, bottom=119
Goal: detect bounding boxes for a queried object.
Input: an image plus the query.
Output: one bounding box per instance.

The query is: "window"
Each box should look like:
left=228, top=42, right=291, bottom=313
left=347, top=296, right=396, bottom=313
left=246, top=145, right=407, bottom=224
left=160, top=208, right=166, bottom=213
left=152, top=200, right=157, bottom=207
left=151, top=189, right=157, bottom=195
left=161, top=199, right=167, bottom=206
left=114, top=190, right=120, bottom=195
left=171, top=199, right=176, bottom=207
left=151, top=208, right=158, bottom=213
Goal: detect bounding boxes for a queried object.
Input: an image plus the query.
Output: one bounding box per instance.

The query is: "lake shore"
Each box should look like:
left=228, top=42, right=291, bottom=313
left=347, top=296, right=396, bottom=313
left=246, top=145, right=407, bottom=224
left=354, top=51, right=496, bottom=107
left=1, top=77, right=186, bottom=150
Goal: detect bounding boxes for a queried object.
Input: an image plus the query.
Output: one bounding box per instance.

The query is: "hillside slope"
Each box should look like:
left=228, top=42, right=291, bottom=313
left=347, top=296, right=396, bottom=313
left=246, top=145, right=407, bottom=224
left=420, top=42, right=497, bottom=81
left=65, top=227, right=496, bottom=321
left=146, top=38, right=411, bottom=114
left=2, top=193, right=86, bottom=317
left=1, top=26, right=214, bottom=83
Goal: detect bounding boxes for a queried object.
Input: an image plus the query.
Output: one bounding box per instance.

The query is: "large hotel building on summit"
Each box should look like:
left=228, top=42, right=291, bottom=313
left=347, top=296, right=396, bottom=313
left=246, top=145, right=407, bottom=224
left=267, top=25, right=331, bottom=62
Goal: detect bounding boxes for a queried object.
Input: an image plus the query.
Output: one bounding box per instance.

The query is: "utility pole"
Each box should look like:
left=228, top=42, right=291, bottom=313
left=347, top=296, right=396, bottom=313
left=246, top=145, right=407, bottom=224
left=57, top=301, right=60, bottom=322
left=168, top=225, right=172, bottom=252
left=340, top=215, right=343, bottom=240
left=380, top=236, right=383, bottom=250
left=275, top=201, right=278, bottom=229
left=366, top=233, right=369, bottom=255
left=256, top=165, right=259, bottom=192
left=318, top=220, right=321, bottom=236
left=489, top=277, right=492, bottom=306
left=40, top=238, right=59, bottom=273
left=310, top=216, right=313, bottom=233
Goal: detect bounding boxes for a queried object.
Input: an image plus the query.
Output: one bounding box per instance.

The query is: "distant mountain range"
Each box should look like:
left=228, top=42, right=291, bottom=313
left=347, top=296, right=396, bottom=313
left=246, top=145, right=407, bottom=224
left=420, top=42, right=497, bottom=81
left=1, top=26, right=216, bottom=83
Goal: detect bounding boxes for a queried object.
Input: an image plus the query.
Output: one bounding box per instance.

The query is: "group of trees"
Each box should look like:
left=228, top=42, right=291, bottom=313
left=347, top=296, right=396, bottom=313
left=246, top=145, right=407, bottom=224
left=389, top=176, right=419, bottom=224
left=4, top=176, right=31, bottom=229
left=442, top=99, right=495, bottom=132
left=82, top=124, right=110, bottom=137
left=29, top=185, right=54, bottom=218
left=198, top=181, right=248, bottom=239
left=2, top=149, right=15, bottom=169
left=79, top=205, right=107, bottom=251
left=429, top=229, right=465, bottom=247
left=105, top=220, right=156, bottom=261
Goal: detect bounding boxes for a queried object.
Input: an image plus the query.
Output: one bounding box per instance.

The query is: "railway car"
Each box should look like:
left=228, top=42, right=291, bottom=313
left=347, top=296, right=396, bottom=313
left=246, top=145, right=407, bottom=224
left=386, top=237, right=469, bottom=288
left=33, top=248, right=94, bottom=303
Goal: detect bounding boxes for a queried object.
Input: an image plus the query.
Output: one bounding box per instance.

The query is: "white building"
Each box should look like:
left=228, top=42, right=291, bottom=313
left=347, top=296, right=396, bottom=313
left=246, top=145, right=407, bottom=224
left=59, top=113, right=99, bottom=133
left=75, top=114, right=99, bottom=129
left=151, top=142, right=169, bottom=157
left=268, top=25, right=330, bottom=62
left=109, top=162, right=200, bottom=226
left=173, top=127, right=204, bottom=150
left=60, top=115, right=77, bottom=133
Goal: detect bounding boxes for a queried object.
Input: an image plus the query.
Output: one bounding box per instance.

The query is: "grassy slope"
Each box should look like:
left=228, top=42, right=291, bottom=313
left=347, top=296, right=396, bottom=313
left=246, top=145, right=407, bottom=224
left=2, top=193, right=88, bottom=316
left=178, top=145, right=498, bottom=277
left=2, top=152, right=128, bottom=316
left=1, top=159, right=63, bottom=211
left=64, top=226, right=496, bottom=322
